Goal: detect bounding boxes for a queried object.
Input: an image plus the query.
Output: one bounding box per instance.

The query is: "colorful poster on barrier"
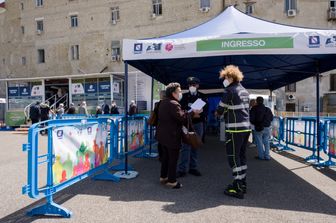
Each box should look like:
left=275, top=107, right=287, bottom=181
left=272, top=119, right=279, bottom=139
left=52, top=123, right=108, bottom=185
left=293, top=121, right=305, bottom=146
left=118, top=119, right=145, bottom=153
left=329, top=123, right=336, bottom=156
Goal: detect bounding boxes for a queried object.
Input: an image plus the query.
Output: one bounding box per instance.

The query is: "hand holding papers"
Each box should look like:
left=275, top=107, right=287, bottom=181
left=188, top=99, right=206, bottom=115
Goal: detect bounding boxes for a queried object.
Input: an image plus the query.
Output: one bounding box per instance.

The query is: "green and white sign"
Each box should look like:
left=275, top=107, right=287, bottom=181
left=196, top=37, right=294, bottom=51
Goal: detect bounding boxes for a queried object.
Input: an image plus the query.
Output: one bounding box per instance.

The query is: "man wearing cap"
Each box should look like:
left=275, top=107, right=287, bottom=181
left=177, top=77, right=208, bottom=177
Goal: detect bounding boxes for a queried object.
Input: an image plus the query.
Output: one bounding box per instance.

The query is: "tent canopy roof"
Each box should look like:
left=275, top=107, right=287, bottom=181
left=123, top=6, right=336, bottom=90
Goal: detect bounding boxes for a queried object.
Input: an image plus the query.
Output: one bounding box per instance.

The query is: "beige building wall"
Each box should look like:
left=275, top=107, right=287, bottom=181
left=0, top=0, right=336, bottom=111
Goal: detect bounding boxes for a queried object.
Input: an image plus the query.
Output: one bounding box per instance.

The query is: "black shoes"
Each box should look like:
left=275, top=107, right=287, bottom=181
left=188, top=169, right=202, bottom=176
left=177, top=169, right=202, bottom=177
left=224, top=180, right=245, bottom=199
left=176, top=171, right=187, bottom=178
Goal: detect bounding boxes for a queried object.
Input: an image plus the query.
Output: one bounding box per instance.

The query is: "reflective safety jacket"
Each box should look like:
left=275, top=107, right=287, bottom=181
left=216, top=82, right=251, bottom=133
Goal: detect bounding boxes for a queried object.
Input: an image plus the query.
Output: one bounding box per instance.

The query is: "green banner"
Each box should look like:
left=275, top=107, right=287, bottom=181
left=197, top=37, right=294, bottom=51
left=6, top=111, right=25, bottom=126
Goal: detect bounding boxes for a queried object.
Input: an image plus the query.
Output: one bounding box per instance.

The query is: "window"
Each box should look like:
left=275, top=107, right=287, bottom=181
left=330, top=74, right=336, bottom=91
left=22, top=57, right=26, bottom=65
left=111, top=7, right=120, bottom=22
left=285, top=83, right=296, bottom=92
left=285, top=0, right=297, bottom=11
left=70, top=15, right=78, bottom=27
left=36, top=0, right=43, bottom=7
left=200, top=0, right=210, bottom=8
left=245, top=2, right=255, bottom=15
left=152, top=0, right=162, bottom=16
left=38, top=49, right=45, bottom=63
left=71, top=45, right=79, bottom=60
left=111, top=41, right=121, bottom=60
left=331, top=1, right=336, bottom=7
left=21, top=26, right=25, bottom=34
left=36, top=20, right=43, bottom=32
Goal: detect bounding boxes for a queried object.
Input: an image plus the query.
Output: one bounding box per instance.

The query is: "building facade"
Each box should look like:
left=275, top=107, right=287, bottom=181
left=0, top=0, right=336, bottom=122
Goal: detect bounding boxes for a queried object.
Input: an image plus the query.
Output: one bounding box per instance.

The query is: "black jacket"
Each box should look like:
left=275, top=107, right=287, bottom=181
left=216, top=82, right=250, bottom=132
left=180, top=91, right=208, bottom=124
left=250, top=104, right=273, bottom=129
left=110, top=106, right=120, bottom=114
left=29, top=104, right=41, bottom=120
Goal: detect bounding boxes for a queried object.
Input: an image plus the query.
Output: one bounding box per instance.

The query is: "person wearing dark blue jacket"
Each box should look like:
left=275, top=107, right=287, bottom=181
left=216, top=65, right=251, bottom=199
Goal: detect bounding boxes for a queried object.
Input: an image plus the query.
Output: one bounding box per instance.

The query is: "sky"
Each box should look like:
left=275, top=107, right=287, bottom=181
left=0, top=0, right=4, bottom=4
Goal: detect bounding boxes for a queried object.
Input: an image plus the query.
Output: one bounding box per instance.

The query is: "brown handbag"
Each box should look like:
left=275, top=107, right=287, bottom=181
left=147, top=111, right=157, bottom=126
left=182, top=114, right=203, bottom=149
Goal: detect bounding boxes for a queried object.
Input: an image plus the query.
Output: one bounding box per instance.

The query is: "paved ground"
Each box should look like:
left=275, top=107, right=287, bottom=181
left=0, top=132, right=335, bottom=223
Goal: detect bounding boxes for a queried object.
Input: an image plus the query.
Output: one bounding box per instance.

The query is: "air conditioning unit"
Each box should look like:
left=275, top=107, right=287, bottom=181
left=151, top=13, right=156, bottom=19
left=288, top=94, right=296, bottom=100
left=200, top=7, right=210, bottom=13
left=112, top=19, right=117, bottom=25
left=329, top=7, right=336, bottom=20
left=287, top=9, right=296, bottom=17
left=36, top=29, right=42, bottom=35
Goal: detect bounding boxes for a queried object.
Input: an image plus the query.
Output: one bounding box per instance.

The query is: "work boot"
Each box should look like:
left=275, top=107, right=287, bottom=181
left=241, top=181, right=247, bottom=194
left=224, top=181, right=244, bottom=199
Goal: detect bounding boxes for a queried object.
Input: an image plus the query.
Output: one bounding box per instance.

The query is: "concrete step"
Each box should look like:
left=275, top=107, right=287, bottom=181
left=15, top=127, right=30, bottom=132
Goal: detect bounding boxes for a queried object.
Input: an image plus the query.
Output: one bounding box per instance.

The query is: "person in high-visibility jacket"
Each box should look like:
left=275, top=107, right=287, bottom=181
left=216, top=65, right=251, bottom=199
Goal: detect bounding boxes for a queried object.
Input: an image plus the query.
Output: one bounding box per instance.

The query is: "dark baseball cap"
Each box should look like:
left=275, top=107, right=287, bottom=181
left=186, top=77, right=200, bottom=84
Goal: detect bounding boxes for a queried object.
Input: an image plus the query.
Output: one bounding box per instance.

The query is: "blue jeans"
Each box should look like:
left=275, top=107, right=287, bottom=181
left=178, top=122, right=204, bottom=172
left=255, top=127, right=271, bottom=160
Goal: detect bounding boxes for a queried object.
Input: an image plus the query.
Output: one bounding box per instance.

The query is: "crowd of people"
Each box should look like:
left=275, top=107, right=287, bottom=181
left=153, top=65, right=274, bottom=199
left=29, top=100, right=123, bottom=126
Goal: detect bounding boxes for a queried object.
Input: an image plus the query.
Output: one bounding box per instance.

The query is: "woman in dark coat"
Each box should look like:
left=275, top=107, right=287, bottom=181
left=156, top=83, right=186, bottom=189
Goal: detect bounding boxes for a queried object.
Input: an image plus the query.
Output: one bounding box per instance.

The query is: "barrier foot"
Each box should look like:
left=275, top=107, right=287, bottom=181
left=114, top=170, right=138, bottom=179
left=109, top=162, right=134, bottom=171
left=144, top=152, right=159, bottom=158
left=134, top=148, right=159, bottom=158
left=305, top=155, right=324, bottom=164
left=27, top=201, right=72, bottom=218
left=321, top=160, right=336, bottom=167
left=278, top=146, right=295, bottom=152
left=92, top=170, right=120, bottom=182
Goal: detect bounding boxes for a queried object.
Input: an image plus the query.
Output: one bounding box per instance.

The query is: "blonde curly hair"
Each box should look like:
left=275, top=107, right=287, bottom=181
left=219, top=65, right=244, bottom=82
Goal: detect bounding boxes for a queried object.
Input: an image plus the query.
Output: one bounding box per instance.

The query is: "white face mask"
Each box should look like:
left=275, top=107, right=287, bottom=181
left=178, top=93, right=183, bottom=101
left=223, top=79, right=230, bottom=88
left=189, top=86, right=197, bottom=94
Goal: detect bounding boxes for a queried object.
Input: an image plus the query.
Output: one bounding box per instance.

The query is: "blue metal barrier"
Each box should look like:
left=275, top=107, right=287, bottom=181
left=284, top=117, right=323, bottom=162
left=109, top=115, right=149, bottom=171
left=22, top=118, right=119, bottom=218
left=321, top=119, right=336, bottom=166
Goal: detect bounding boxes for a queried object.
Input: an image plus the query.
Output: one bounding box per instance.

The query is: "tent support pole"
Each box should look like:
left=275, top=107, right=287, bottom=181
left=114, top=61, right=138, bottom=179
left=316, top=63, right=321, bottom=165
left=125, top=62, right=129, bottom=174
left=149, top=77, right=154, bottom=154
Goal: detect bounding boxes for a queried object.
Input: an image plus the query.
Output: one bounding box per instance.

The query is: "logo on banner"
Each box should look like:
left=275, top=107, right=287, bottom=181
left=57, top=130, right=63, bottom=139
left=87, top=127, right=92, bottom=135
left=165, top=43, right=174, bottom=52
left=308, top=36, right=320, bottom=48
left=325, top=36, right=336, bottom=47
left=146, top=43, right=162, bottom=53
left=134, top=43, right=143, bottom=54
